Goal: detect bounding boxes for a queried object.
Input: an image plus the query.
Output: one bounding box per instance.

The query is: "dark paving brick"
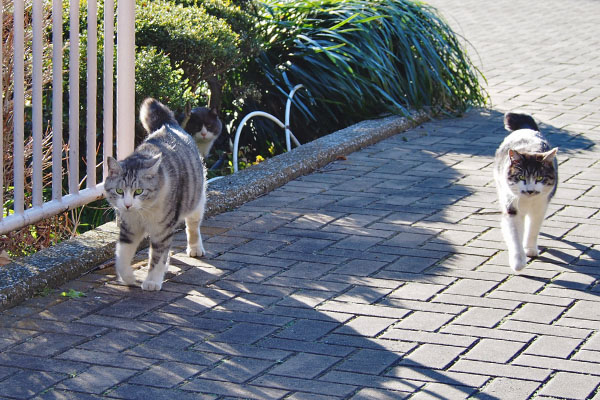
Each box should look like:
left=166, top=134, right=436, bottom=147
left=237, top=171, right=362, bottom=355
left=199, top=356, right=273, bottom=383
left=269, top=353, right=340, bottom=379
left=107, top=384, right=216, bottom=400
left=9, top=332, right=88, bottom=357
left=181, top=377, right=289, bottom=399
left=56, top=365, right=137, bottom=394
left=0, top=370, right=66, bottom=399
left=250, top=374, right=356, bottom=397
left=211, top=322, right=278, bottom=345
left=335, top=349, right=401, bottom=375
left=129, top=361, right=205, bottom=388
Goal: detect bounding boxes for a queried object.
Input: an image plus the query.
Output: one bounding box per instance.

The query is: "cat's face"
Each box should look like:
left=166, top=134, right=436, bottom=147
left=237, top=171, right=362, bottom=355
left=104, top=155, right=162, bottom=213
left=185, top=107, right=222, bottom=144
left=507, top=148, right=557, bottom=196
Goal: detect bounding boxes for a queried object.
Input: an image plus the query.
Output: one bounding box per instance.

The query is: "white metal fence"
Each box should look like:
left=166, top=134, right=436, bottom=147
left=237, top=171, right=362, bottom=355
left=0, top=0, right=135, bottom=235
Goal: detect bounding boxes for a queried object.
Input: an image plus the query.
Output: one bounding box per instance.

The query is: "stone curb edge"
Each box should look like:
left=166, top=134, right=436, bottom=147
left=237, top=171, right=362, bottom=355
left=0, top=110, right=429, bottom=311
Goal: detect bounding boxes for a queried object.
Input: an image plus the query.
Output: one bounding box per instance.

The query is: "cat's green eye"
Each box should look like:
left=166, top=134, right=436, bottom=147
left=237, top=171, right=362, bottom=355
left=134, top=189, right=143, bottom=196
left=115, top=188, right=124, bottom=195
left=535, top=176, right=543, bottom=182
left=518, top=175, right=526, bottom=181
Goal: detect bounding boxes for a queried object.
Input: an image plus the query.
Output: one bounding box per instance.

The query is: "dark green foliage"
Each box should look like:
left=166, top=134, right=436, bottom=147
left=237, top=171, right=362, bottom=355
left=136, top=0, right=241, bottom=89
left=254, top=0, right=487, bottom=137
left=135, top=47, right=197, bottom=113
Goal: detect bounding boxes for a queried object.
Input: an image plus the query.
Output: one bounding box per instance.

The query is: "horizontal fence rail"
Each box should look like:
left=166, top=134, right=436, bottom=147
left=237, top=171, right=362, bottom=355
left=0, top=0, right=134, bottom=235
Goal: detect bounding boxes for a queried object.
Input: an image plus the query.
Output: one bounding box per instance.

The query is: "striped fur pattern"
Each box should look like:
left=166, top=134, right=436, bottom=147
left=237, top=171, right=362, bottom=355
left=493, top=112, right=558, bottom=272
left=104, top=98, right=206, bottom=291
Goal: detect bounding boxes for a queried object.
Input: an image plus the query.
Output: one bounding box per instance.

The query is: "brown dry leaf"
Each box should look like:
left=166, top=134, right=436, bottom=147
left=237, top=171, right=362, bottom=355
left=336, top=155, right=347, bottom=161
left=0, top=250, right=12, bottom=266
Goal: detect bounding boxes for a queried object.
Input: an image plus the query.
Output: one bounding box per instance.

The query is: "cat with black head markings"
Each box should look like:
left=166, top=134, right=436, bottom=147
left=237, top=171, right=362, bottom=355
left=494, top=112, right=558, bottom=272
left=179, top=106, right=222, bottom=157
left=104, top=98, right=206, bottom=291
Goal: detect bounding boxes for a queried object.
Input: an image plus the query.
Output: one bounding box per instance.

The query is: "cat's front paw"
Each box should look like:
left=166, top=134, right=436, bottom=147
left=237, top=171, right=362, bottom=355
left=525, top=247, right=539, bottom=258
left=509, top=252, right=527, bottom=273
left=187, top=243, right=206, bottom=258
left=118, top=272, right=137, bottom=286
left=141, top=279, right=162, bottom=291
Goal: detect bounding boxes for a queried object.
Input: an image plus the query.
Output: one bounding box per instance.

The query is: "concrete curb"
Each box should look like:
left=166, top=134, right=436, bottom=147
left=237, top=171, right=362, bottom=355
left=0, top=110, right=429, bottom=311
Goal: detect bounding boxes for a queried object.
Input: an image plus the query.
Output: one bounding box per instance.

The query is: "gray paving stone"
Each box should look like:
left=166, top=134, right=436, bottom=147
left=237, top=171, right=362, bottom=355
left=463, top=338, right=526, bottom=363
left=400, top=343, right=465, bottom=369
left=476, top=377, right=540, bottom=400
left=524, top=335, right=583, bottom=359
left=538, top=372, right=600, bottom=399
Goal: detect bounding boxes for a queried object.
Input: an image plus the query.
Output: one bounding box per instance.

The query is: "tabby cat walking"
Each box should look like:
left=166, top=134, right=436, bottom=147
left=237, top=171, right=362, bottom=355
left=104, top=98, right=207, bottom=291
left=493, top=112, right=558, bottom=272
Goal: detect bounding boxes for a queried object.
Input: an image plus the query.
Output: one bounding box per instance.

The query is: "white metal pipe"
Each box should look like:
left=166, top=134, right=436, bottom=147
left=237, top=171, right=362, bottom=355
left=52, top=0, right=63, bottom=202
left=68, top=0, right=80, bottom=194
left=103, top=0, right=115, bottom=180
left=86, top=0, right=98, bottom=188
left=233, top=111, right=285, bottom=173
left=0, top=186, right=105, bottom=235
left=0, top=0, right=3, bottom=220
left=284, top=84, right=304, bottom=151
left=116, top=0, right=135, bottom=160
left=32, top=0, right=43, bottom=208
left=13, top=0, right=25, bottom=214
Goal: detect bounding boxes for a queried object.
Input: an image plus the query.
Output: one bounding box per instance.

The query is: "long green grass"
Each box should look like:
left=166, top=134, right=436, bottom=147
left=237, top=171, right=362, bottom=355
left=257, top=0, right=487, bottom=130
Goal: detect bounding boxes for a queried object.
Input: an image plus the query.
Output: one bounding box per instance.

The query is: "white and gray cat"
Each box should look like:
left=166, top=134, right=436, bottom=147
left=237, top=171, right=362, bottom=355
left=494, top=112, right=558, bottom=272
left=179, top=106, right=222, bottom=157
left=104, top=98, right=207, bottom=291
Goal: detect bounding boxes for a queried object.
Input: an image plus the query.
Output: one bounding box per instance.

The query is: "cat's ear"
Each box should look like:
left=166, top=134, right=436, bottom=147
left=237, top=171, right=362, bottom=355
left=145, top=154, right=162, bottom=176
left=508, top=149, right=522, bottom=163
left=106, top=156, right=122, bottom=177
left=542, top=147, right=558, bottom=162
left=210, top=107, right=219, bottom=117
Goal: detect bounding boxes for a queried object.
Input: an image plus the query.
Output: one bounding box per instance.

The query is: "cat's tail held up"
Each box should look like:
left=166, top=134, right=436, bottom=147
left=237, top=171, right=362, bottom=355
left=140, top=98, right=179, bottom=133
left=504, top=112, right=539, bottom=132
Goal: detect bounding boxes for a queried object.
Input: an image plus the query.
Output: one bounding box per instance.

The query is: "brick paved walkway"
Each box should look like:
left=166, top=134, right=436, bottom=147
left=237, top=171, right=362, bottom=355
left=1, top=1, right=600, bottom=399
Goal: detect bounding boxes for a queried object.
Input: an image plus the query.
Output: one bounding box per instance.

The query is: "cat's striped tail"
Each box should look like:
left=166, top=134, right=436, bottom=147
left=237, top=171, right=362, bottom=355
left=504, top=112, right=539, bottom=132
left=139, top=98, right=179, bottom=133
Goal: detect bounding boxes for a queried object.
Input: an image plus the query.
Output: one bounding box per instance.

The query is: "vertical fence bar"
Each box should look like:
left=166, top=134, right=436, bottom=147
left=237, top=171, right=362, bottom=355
left=103, top=0, right=115, bottom=179
left=0, top=0, right=3, bottom=220
left=13, top=0, right=25, bottom=215
left=86, top=0, right=98, bottom=188
left=52, top=0, right=63, bottom=201
left=32, top=0, right=43, bottom=208
left=116, top=0, right=135, bottom=160
left=68, top=0, right=79, bottom=195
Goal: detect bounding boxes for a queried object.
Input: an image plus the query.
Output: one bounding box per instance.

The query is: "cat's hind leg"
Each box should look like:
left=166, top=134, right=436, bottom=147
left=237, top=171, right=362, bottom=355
left=501, top=206, right=527, bottom=272
left=142, top=232, right=174, bottom=291
left=115, top=221, right=144, bottom=286
left=185, top=197, right=206, bottom=258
